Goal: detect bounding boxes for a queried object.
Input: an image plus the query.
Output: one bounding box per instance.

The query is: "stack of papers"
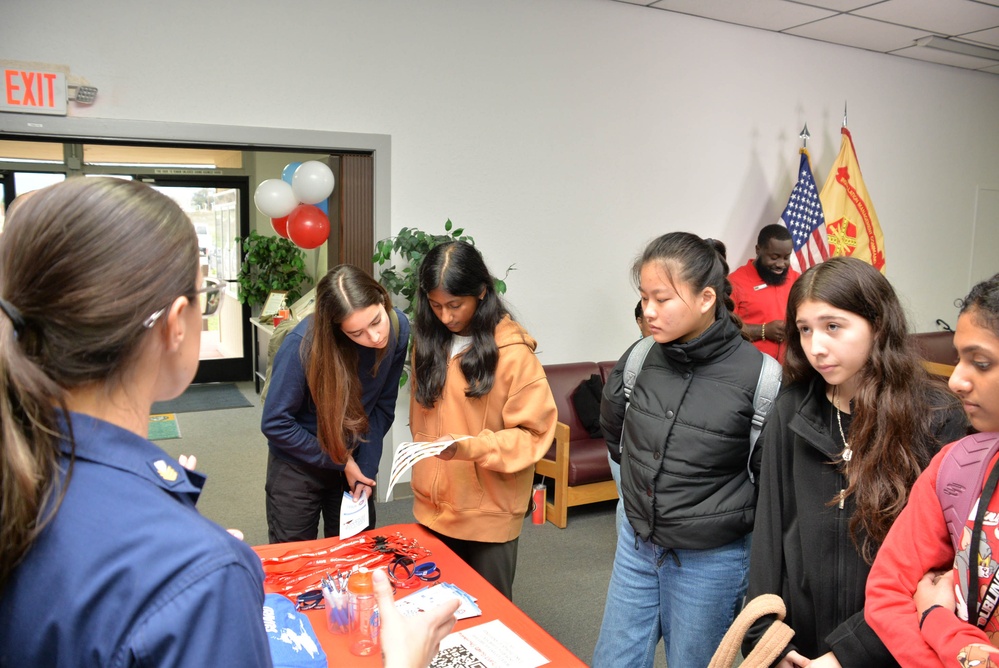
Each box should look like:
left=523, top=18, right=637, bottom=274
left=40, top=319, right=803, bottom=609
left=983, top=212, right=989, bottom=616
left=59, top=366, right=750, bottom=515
left=394, top=583, right=481, bottom=620
left=431, top=620, right=550, bottom=668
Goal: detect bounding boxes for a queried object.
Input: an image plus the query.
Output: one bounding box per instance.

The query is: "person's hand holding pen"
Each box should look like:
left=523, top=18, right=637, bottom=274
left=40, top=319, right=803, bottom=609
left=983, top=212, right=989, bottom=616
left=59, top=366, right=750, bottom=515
left=345, top=456, right=376, bottom=502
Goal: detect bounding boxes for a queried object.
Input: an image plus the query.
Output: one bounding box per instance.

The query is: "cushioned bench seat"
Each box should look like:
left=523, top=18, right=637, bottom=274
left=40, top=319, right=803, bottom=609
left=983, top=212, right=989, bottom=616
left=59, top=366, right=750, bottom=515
left=535, top=361, right=619, bottom=528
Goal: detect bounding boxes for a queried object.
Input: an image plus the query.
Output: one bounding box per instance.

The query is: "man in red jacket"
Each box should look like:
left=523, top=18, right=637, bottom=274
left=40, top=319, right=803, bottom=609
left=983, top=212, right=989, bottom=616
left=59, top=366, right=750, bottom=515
left=729, top=224, right=798, bottom=362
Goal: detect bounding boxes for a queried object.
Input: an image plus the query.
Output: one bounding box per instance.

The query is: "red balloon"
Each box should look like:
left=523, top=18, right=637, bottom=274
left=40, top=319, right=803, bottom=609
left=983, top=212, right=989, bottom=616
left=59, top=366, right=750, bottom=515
left=271, top=215, right=289, bottom=239
left=286, top=204, right=330, bottom=249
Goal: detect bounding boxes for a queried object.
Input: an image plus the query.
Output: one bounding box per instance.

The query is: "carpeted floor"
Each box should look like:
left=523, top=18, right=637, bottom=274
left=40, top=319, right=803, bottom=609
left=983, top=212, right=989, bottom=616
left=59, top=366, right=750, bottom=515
left=151, top=382, right=253, bottom=414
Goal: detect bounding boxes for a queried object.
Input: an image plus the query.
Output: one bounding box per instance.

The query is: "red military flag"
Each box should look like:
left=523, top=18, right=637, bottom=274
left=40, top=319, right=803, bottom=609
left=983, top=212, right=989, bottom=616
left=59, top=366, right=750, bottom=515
left=819, top=127, right=886, bottom=273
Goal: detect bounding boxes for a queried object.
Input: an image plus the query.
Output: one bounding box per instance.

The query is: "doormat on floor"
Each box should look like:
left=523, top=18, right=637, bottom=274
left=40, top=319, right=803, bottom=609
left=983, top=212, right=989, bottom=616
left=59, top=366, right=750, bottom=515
left=151, top=383, right=252, bottom=414
left=149, top=414, right=181, bottom=441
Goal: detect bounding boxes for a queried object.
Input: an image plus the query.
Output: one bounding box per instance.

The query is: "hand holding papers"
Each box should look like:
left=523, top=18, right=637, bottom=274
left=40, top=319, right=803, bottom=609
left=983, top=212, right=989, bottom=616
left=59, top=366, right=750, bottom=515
left=339, top=492, right=369, bottom=539
left=385, top=436, right=473, bottom=501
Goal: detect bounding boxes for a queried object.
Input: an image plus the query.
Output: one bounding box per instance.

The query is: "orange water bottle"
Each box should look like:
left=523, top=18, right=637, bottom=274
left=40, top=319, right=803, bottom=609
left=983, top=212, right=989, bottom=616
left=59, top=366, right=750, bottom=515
left=347, top=569, right=379, bottom=656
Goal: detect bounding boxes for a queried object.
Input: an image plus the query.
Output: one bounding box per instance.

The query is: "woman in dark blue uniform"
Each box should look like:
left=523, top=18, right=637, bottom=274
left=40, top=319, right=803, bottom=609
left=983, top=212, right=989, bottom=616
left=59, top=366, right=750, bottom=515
left=0, top=178, right=271, bottom=666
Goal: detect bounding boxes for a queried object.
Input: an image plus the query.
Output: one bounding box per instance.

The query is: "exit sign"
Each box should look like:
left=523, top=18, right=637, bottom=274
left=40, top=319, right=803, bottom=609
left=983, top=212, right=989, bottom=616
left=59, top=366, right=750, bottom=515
left=1, top=68, right=67, bottom=116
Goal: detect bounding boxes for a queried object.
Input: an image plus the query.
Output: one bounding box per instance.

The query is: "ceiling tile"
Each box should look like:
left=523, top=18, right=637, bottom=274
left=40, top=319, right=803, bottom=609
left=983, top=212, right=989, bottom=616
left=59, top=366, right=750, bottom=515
left=649, top=0, right=835, bottom=31
left=851, top=0, right=999, bottom=35
left=794, top=0, right=886, bottom=10
left=785, top=13, right=928, bottom=51
left=963, top=26, right=999, bottom=46
left=892, top=44, right=999, bottom=68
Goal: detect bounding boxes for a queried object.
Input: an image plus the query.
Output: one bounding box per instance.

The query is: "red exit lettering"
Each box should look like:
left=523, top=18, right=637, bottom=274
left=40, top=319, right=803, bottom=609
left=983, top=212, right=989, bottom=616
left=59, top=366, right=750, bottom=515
left=4, top=69, right=59, bottom=108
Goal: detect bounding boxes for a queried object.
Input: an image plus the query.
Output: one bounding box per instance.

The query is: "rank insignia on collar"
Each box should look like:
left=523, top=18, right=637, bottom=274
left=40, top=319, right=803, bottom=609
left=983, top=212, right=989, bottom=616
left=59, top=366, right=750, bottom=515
left=153, top=459, right=179, bottom=482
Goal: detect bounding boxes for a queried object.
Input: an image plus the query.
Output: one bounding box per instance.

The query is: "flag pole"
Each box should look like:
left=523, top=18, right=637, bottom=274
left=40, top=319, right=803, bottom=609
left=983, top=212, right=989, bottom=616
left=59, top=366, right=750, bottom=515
left=799, top=124, right=810, bottom=149
left=842, top=101, right=848, bottom=128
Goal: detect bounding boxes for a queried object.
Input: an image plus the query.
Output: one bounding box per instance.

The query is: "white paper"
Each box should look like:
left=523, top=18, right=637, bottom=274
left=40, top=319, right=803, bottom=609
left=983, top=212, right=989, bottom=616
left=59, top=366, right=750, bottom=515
left=394, top=583, right=481, bottom=620
left=385, top=436, right=472, bottom=501
left=431, top=619, right=550, bottom=668
left=339, top=491, right=368, bottom=539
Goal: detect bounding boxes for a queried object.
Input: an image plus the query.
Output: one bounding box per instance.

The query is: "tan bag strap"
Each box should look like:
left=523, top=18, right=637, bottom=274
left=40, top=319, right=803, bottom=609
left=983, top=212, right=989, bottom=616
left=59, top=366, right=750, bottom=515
left=708, top=594, right=795, bottom=668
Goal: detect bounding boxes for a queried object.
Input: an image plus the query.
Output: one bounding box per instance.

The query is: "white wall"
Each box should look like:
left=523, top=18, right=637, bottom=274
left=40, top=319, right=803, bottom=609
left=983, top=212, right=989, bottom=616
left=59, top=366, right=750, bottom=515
left=4, top=0, right=998, bottom=361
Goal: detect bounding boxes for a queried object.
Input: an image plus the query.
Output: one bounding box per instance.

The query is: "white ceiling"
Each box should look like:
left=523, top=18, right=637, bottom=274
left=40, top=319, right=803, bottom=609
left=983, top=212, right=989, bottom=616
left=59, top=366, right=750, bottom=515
left=611, top=0, right=999, bottom=75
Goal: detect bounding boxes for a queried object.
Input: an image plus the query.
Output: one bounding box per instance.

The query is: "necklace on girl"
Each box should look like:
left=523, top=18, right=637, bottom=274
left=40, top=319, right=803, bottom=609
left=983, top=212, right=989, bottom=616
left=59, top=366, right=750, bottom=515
left=833, top=386, right=853, bottom=509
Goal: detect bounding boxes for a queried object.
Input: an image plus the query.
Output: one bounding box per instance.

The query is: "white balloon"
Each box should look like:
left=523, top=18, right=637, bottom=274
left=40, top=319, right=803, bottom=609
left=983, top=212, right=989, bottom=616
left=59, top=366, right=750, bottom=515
left=253, top=179, right=297, bottom=218
left=292, top=160, right=335, bottom=205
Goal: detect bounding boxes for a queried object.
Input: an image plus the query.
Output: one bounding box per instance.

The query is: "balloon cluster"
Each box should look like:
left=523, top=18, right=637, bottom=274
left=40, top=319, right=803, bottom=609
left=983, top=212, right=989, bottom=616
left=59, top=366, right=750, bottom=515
left=253, top=161, right=335, bottom=249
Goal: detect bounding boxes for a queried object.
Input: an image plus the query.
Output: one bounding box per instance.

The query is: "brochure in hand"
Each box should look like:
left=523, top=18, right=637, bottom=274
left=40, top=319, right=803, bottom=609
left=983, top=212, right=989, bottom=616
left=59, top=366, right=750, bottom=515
left=385, top=436, right=472, bottom=501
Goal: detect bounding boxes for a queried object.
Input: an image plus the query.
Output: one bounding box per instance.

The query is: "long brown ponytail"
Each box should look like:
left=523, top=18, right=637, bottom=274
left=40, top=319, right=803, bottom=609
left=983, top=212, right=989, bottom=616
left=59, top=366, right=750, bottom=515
left=0, top=178, right=197, bottom=589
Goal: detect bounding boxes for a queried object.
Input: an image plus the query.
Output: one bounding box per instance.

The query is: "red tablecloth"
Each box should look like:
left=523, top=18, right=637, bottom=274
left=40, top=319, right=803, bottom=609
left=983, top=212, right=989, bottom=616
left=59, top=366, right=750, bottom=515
left=253, top=523, right=585, bottom=667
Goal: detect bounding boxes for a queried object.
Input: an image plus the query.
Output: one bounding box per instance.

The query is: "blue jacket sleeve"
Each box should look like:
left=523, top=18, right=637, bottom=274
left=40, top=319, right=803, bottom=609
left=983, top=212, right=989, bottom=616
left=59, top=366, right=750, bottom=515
left=126, top=555, right=272, bottom=667
left=260, top=327, right=338, bottom=470
left=353, top=310, right=410, bottom=480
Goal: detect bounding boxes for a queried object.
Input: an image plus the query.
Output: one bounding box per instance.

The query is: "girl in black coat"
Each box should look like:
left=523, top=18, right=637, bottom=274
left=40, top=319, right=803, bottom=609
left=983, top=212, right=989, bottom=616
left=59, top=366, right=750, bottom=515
left=743, top=257, right=967, bottom=667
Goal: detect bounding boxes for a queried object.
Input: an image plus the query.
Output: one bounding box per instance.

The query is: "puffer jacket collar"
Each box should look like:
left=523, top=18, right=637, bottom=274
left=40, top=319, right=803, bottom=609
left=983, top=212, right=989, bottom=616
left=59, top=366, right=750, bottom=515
left=660, top=313, right=743, bottom=367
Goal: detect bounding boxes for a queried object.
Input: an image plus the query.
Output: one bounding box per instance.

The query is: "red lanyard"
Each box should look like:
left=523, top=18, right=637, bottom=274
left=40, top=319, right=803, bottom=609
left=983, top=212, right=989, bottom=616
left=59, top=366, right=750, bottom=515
left=261, top=533, right=432, bottom=598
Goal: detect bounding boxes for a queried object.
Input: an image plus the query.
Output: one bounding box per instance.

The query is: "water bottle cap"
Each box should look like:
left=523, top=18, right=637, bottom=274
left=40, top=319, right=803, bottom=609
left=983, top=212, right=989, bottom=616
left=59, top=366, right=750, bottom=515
left=347, top=569, right=373, bottom=594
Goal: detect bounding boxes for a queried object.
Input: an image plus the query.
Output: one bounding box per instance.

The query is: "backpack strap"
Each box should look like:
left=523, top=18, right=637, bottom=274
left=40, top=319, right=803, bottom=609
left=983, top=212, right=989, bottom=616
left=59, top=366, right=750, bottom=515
left=747, top=353, right=782, bottom=484
left=937, top=432, right=999, bottom=554
left=388, top=306, right=399, bottom=340
left=260, top=316, right=301, bottom=402
left=623, top=336, right=656, bottom=404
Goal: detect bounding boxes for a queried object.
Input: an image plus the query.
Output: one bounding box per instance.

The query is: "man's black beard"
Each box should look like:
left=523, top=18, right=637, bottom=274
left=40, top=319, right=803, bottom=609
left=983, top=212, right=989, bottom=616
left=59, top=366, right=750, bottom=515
left=755, top=259, right=789, bottom=286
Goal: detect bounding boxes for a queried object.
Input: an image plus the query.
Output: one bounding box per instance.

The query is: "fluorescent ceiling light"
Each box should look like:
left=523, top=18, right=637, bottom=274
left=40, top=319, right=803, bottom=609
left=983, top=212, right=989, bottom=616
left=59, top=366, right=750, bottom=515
left=88, top=162, right=217, bottom=169
left=915, top=35, right=999, bottom=62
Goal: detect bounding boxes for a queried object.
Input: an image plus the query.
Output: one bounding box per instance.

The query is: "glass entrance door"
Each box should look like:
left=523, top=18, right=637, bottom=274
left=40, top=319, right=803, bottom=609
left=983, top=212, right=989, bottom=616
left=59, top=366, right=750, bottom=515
left=142, top=177, right=252, bottom=384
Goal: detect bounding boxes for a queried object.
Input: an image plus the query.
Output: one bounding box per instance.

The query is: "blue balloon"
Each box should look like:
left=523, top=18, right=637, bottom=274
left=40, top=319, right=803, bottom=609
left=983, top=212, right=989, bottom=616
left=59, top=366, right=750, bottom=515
left=281, top=162, right=302, bottom=185
left=315, top=199, right=329, bottom=215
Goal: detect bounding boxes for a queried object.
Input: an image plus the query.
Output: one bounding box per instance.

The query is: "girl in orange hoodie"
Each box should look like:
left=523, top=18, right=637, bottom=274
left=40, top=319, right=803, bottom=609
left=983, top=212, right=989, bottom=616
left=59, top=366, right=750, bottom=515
left=408, top=240, right=557, bottom=600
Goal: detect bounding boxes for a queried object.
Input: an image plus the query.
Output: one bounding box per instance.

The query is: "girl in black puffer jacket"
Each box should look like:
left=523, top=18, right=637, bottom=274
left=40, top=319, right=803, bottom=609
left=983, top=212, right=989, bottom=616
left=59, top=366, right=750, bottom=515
left=593, top=231, right=767, bottom=668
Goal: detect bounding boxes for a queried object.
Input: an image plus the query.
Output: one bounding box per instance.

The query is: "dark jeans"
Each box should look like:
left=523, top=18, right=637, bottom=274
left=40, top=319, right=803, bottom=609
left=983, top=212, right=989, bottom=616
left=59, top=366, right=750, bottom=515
left=265, top=451, right=376, bottom=543
left=426, top=527, right=519, bottom=600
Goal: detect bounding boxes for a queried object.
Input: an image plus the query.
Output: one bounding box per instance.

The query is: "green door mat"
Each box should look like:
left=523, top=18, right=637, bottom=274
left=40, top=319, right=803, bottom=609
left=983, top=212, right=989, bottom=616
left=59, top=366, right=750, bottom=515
left=149, top=413, right=181, bottom=441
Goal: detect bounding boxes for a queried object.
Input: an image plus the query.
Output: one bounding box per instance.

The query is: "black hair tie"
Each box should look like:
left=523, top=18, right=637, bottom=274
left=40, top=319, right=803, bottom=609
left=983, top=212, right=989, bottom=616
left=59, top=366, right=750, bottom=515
left=0, top=298, right=25, bottom=337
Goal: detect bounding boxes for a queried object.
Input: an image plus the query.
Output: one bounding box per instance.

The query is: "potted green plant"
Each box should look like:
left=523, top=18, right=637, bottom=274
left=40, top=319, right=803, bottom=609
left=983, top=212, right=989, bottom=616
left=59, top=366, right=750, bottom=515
left=373, top=219, right=513, bottom=384
left=235, top=230, right=312, bottom=312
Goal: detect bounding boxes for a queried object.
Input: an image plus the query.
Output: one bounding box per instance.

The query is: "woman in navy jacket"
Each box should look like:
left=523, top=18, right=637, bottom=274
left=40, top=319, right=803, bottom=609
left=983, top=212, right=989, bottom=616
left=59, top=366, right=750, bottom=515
left=262, top=264, right=408, bottom=542
left=0, top=178, right=270, bottom=665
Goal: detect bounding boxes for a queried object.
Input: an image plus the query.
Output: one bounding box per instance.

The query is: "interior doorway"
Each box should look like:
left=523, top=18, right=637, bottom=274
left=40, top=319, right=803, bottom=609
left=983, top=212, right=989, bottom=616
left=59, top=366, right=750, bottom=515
left=0, top=121, right=389, bottom=385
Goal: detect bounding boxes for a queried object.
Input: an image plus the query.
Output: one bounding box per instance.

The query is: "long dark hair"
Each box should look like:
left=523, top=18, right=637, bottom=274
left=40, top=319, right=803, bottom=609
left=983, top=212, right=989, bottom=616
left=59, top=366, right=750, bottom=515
left=305, top=264, right=394, bottom=463
left=0, top=178, right=198, bottom=589
left=413, top=241, right=507, bottom=408
left=632, top=232, right=745, bottom=337
left=784, top=256, right=958, bottom=562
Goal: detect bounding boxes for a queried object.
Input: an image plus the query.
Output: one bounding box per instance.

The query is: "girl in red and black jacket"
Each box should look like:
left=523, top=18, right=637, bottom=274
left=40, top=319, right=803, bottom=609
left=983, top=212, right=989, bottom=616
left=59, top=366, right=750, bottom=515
left=867, top=272, right=999, bottom=667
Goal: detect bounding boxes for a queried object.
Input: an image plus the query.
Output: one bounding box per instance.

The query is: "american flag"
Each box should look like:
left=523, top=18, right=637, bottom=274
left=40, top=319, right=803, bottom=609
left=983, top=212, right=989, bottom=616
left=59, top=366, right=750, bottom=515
left=780, top=149, right=828, bottom=273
